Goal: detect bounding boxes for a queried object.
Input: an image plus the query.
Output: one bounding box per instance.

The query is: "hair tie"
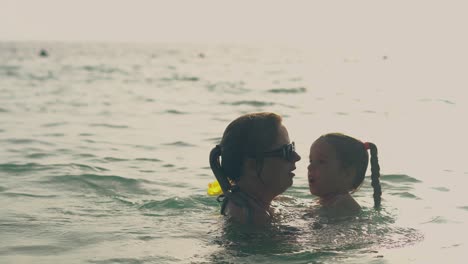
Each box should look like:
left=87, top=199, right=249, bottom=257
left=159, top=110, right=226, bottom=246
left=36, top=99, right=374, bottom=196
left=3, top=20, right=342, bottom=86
left=215, top=145, right=223, bottom=153
left=363, top=142, right=370, bottom=150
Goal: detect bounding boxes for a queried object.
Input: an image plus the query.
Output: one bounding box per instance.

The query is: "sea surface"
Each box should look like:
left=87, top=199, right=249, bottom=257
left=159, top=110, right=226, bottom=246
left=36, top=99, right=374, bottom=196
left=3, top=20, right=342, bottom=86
left=1, top=41, right=467, bottom=263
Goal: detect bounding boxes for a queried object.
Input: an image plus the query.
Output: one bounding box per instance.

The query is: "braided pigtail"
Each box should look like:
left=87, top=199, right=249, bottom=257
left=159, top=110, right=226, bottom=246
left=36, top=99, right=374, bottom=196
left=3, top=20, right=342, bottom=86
left=209, top=145, right=232, bottom=194
left=367, top=142, right=382, bottom=208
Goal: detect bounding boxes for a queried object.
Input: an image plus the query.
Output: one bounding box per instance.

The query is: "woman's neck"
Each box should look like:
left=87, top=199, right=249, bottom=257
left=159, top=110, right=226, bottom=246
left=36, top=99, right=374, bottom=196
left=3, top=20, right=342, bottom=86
left=238, top=187, right=271, bottom=210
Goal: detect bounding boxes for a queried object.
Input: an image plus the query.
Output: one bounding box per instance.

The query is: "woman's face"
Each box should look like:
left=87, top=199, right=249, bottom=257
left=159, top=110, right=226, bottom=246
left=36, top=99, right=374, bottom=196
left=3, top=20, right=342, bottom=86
left=307, top=139, right=351, bottom=197
left=259, top=124, right=301, bottom=197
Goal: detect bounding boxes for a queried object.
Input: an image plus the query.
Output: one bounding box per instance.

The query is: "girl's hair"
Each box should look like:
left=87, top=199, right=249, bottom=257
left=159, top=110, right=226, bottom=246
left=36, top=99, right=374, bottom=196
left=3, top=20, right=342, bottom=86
left=319, top=133, right=382, bottom=207
left=209, top=112, right=282, bottom=193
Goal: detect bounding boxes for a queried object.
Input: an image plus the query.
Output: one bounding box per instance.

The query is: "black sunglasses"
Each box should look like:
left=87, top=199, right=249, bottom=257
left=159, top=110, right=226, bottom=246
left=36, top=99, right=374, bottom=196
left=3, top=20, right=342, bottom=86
left=262, top=142, right=296, bottom=161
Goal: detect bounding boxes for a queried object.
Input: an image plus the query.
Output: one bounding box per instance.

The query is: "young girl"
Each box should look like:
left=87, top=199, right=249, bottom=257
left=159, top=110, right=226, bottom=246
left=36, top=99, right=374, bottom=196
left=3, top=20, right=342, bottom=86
left=307, top=133, right=382, bottom=217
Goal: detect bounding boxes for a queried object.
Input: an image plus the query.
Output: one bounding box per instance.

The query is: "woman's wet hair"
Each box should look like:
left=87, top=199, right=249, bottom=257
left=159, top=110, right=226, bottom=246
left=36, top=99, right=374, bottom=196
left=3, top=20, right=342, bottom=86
left=209, top=112, right=282, bottom=193
left=318, top=133, right=382, bottom=207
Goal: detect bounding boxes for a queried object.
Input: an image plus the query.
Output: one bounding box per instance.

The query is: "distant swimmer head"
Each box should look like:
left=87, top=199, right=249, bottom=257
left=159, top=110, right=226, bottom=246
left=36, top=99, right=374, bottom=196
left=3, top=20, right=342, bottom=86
left=39, top=49, right=48, bottom=57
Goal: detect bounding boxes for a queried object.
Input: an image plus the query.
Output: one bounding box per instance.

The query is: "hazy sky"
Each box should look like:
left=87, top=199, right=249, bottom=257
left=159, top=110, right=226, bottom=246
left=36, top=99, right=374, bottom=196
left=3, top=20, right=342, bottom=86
left=2, top=0, right=468, bottom=50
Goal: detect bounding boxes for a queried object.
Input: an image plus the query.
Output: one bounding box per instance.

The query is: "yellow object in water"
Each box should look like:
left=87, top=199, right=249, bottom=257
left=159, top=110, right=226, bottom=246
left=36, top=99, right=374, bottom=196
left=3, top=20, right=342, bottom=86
left=207, top=180, right=223, bottom=196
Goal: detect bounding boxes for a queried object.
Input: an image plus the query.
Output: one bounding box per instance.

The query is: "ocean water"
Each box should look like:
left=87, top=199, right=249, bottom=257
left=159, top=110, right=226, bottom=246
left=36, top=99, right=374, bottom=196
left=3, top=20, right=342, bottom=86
left=1, top=41, right=467, bottom=263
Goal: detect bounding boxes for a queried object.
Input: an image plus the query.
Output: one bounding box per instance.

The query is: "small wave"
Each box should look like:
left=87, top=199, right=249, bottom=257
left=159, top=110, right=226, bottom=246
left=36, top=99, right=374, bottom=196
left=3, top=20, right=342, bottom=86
left=0, top=192, right=58, bottom=198
left=160, top=74, right=199, bottom=82
left=89, top=256, right=172, bottom=264
left=132, top=144, right=156, bottom=150
left=438, top=99, right=455, bottom=105
left=26, top=72, right=56, bottom=81
left=267, top=87, right=306, bottom=94
left=381, top=174, right=422, bottom=183
left=103, top=157, right=129, bottom=162
left=82, top=65, right=129, bottom=75
left=0, top=162, right=108, bottom=174
left=420, top=216, right=450, bottom=224
left=163, top=141, right=196, bottom=147
left=42, top=174, right=150, bottom=195
left=388, top=191, right=421, bottom=200
left=69, top=163, right=108, bottom=172
left=1, top=138, right=54, bottom=146
left=0, top=107, right=9, bottom=113
left=139, top=195, right=216, bottom=211
left=42, top=133, right=65, bottom=137
left=0, top=65, right=20, bottom=71
left=334, top=112, right=348, bottom=116
left=204, top=137, right=221, bottom=143
left=431, top=186, right=450, bottom=192
left=89, top=123, right=129, bottom=129
left=25, top=153, right=53, bottom=159
left=140, top=197, right=192, bottom=210
left=135, top=158, right=161, bottom=162
left=165, top=109, right=187, bottom=115
left=1, top=245, right=68, bottom=255
left=74, top=153, right=97, bottom=158
left=206, top=81, right=249, bottom=94
left=457, top=206, right=468, bottom=211
left=41, top=122, right=68, bottom=127
left=225, top=100, right=275, bottom=107
left=0, top=163, right=47, bottom=173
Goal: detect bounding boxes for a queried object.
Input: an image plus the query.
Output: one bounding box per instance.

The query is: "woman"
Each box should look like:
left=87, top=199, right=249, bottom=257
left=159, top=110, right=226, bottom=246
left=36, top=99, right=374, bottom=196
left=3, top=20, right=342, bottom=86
left=209, top=112, right=301, bottom=225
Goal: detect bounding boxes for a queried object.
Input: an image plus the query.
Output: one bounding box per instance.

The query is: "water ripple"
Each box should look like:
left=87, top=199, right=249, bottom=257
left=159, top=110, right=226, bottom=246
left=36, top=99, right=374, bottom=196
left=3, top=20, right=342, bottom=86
left=139, top=195, right=216, bottom=211
left=0, top=245, right=68, bottom=255
left=134, top=158, right=161, bottom=162
left=0, top=192, right=58, bottom=198
left=1, top=138, right=55, bottom=146
left=89, top=123, right=129, bottom=129
left=25, top=153, right=53, bottom=159
left=41, top=174, right=151, bottom=195
left=224, top=100, right=275, bottom=107
left=165, top=109, right=187, bottom=115
left=206, top=81, right=248, bottom=94
left=267, top=87, right=306, bottom=94
left=163, top=141, right=196, bottom=147
left=41, top=122, right=68, bottom=128
left=381, top=174, right=422, bottom=183
left=82, top=65, right=129, bottom=75
left=0, top=163, right=48, bottom=173
left=161, top=74, right=199, bottom=82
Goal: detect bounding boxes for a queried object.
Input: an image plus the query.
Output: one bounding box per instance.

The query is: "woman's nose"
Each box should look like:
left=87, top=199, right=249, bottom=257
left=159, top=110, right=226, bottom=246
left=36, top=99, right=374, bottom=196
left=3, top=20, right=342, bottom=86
left=293, top=152, right=301, bottom=162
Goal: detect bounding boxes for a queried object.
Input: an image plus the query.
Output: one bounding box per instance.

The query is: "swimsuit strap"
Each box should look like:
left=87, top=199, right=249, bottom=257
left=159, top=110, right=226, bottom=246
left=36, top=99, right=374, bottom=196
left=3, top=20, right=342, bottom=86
left=219, top=190, right=254, bottom=224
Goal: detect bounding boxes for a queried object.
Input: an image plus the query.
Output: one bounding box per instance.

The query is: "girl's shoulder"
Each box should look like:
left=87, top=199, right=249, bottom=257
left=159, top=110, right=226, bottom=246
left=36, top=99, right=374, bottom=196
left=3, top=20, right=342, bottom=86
left=324, top=194, right=361, bottom=217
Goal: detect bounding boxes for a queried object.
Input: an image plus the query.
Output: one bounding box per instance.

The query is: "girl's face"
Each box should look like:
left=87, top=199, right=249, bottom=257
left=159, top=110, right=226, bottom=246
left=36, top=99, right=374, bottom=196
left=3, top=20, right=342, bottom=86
left=307, top=139, right=352, bottom=197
